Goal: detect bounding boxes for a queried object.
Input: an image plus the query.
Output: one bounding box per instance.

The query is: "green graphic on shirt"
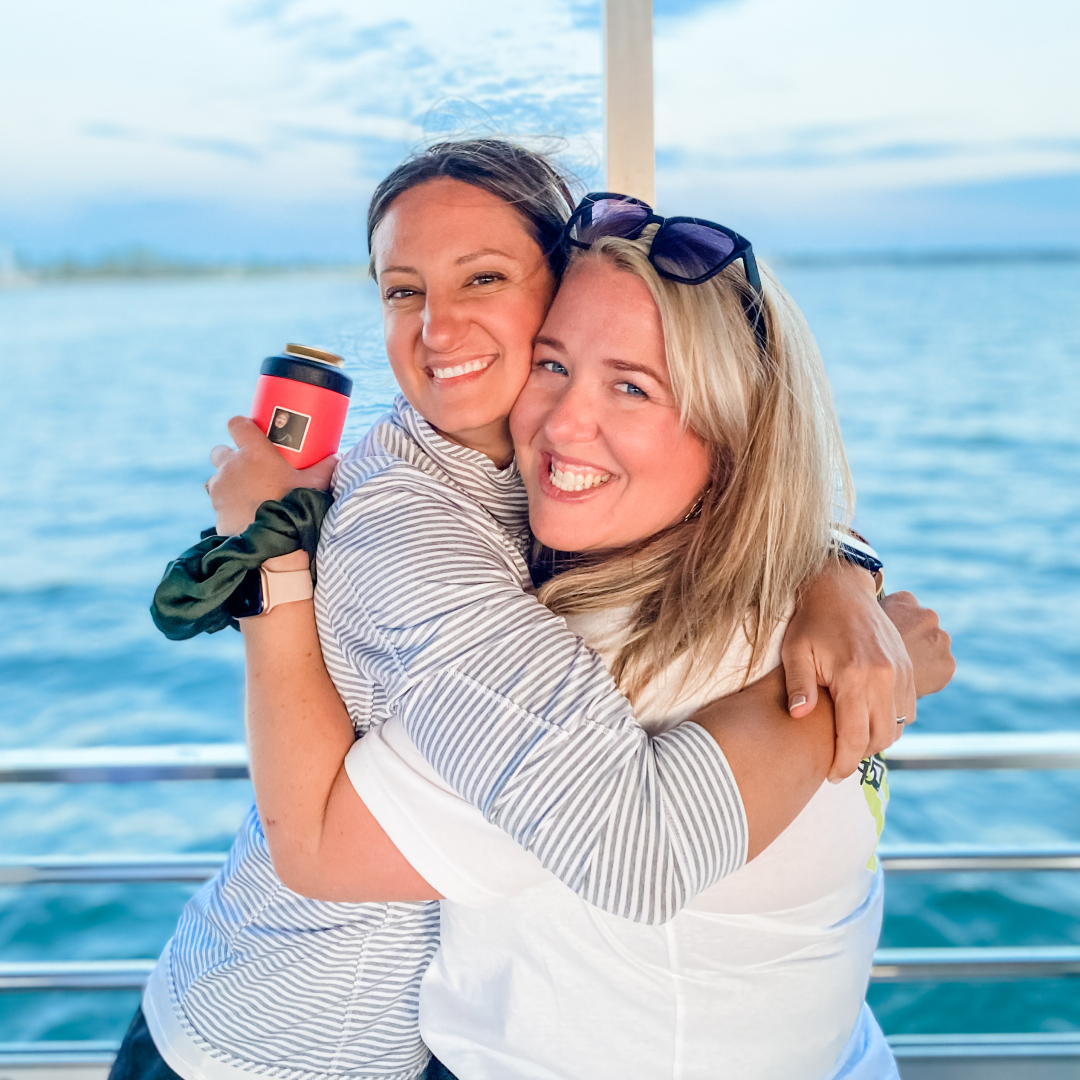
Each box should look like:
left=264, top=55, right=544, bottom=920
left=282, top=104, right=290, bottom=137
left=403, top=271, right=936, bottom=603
left=859, top=754, right=890, bottom=871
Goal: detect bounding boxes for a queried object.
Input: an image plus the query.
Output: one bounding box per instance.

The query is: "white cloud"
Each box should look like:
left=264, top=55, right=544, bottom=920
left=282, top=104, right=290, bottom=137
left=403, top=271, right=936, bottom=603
left=0, top=0, right=1075, bottom=253
left=0, top=0, right=602, bottom=208
left=654, top=0, right=1080, bottom=205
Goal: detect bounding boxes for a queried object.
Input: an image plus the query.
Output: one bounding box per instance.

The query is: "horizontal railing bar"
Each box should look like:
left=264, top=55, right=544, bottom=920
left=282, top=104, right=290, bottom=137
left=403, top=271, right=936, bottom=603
left=3, top=1035, right=1078, bottom=1068
left=0, top=744, right=250, bottom=783
left=878, top=843, right=1080, bottom=872
left=0, top=854, right=229, bottom=885
left=871, top=946, right=1080, bottom=981
left=887, top=1031, right=1080, bottom=1059
left=5, top=948, right=1077, bottom=991
left=0, top=1042, right=121, bottom=1066
left=0, top=960, right=156, bottom=991
left=1, top=732, right=1078, bottom=784
left=883, top=731, right=1080, bottom=770
left=3, top=845, right=1078, bottom=887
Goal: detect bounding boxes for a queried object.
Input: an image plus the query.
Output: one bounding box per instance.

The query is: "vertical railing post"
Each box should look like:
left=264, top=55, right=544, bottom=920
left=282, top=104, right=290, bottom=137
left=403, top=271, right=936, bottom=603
left=603, top=0, right=655, bottom=205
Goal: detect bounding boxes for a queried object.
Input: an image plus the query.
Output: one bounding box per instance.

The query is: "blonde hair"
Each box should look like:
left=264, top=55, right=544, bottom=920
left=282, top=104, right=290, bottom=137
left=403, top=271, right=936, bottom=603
left=537, top=232, right=854, bottom=703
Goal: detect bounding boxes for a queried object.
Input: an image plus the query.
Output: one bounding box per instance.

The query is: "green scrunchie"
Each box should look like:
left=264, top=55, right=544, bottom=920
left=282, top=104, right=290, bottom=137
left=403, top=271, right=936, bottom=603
left=150, top=487, right=334, bottom=640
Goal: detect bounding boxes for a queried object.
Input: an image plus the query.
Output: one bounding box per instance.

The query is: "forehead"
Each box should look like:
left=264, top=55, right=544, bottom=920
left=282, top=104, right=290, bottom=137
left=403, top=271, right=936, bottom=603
left=372, top=177, right=538, bottom=270
left=544, top=259, right=662, bottom=349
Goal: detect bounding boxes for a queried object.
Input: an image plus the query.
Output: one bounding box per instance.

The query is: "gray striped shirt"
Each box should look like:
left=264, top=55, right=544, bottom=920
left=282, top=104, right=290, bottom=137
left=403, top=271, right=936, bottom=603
left=146, top=397, right=746, bottom=1080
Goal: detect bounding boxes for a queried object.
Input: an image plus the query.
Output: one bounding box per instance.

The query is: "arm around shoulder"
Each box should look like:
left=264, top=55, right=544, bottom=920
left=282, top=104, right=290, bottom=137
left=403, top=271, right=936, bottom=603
left=690, top=666, right=836, bottom=861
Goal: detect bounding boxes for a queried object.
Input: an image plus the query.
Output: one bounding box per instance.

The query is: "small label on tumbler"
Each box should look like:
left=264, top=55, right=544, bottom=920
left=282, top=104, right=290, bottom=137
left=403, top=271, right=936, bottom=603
left=267, top=406, right=311, bottom=454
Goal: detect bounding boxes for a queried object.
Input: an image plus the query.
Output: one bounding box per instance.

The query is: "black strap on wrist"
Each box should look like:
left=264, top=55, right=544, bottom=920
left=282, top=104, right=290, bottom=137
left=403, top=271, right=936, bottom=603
left=835, top=540, right=883, bottom=575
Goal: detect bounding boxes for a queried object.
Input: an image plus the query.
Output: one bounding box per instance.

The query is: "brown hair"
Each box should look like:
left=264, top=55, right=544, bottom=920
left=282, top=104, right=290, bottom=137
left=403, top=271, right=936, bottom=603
left=366, top=139, right=576, bottom=278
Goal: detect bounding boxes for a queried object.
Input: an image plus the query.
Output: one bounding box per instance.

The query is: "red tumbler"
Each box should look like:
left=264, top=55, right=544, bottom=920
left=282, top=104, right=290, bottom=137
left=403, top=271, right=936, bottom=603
left=250, top=344, right=353, bottom=469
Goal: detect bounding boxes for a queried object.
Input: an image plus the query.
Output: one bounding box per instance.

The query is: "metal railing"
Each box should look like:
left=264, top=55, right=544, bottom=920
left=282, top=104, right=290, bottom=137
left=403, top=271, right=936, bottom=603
left=4, top=947, right=1080, bottom=992
left=2, top=731, right=1078, bottom=784
left=3, top=842, right=1079, bottom=888
left=3, top=1034, right=1080, bottom=1075
left=0, top=743, right=249, bottom=784
left=1, top=732, right=1077, bottom=991
left=883, top=731, right=1080, bottom=771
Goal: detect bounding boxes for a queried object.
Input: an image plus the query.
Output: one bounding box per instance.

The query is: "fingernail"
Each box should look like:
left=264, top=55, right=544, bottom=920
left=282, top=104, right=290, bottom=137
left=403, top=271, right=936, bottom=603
left=828, top=776, right=843, bottom=785
left=789, top=694, right=807, bottom=711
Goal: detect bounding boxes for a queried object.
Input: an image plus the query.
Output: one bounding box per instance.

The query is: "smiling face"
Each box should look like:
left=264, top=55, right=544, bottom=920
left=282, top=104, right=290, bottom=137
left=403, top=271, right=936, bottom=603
left=510, top=257, right=712, bottom=552
left=371, top=177, right=557, bottom=466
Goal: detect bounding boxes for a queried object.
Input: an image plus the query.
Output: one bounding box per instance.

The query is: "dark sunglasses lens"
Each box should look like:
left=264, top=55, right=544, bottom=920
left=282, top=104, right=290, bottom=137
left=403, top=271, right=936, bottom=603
left=651, top=222, right=736, bottom=281
left=570, top=198, right=651, bottom=244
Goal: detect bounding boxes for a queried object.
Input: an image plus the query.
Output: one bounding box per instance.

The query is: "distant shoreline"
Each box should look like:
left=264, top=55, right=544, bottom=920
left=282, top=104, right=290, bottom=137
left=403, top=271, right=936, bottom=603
left=772, top=249, right=1080, bottom=268
left=0, top=261, right=369, bottom=286
left=2, top=248, right=1078, bottom=286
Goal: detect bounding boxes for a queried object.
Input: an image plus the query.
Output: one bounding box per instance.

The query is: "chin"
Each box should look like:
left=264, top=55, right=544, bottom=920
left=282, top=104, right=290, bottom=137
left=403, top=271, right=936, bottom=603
left=530, top=515, right=599, bottom=554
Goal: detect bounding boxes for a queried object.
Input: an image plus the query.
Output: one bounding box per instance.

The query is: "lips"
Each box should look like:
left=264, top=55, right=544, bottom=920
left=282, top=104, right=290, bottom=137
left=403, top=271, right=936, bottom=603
left=540, top=452, right=614, bottom=497
left=429, top=357, right=494, bottom=380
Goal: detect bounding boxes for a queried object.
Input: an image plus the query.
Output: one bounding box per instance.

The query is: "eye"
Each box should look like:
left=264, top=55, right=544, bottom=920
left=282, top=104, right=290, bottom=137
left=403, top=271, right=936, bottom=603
left=538, top=359, right=569, bottom=376
left=383, top=285, right=419, bottom=301
left=468, top=271, right=504, bottom=287
left=614, top=380, right=648, bottom=398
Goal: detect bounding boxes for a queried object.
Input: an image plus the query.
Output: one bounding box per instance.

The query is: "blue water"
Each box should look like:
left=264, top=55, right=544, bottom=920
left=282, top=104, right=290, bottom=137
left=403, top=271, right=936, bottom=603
left=1, top=262, right=1078, bottom=1040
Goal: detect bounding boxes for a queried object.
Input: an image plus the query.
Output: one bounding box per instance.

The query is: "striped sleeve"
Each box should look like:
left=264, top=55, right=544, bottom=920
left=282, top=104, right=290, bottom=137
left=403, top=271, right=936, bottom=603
left=319, top=467, right=748, bottom=925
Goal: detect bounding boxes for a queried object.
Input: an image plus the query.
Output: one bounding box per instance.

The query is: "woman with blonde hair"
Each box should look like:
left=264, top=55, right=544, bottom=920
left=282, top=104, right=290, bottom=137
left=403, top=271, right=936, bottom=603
left=333, top=195, right=955, bottom=1077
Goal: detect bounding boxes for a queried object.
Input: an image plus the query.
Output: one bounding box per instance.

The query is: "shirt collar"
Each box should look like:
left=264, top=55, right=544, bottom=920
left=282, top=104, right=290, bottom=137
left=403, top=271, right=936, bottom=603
left=390, top=396, right=530, bottom=539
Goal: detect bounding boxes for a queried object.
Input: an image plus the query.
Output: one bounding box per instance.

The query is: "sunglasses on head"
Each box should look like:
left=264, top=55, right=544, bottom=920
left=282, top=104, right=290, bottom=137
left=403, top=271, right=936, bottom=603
left=564, top=192, right=768, bottom=354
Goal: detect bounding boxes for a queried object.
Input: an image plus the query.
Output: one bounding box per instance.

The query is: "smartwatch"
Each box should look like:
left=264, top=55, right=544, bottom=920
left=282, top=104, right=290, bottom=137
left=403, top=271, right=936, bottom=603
left=225, top=564, right=314, bottom=619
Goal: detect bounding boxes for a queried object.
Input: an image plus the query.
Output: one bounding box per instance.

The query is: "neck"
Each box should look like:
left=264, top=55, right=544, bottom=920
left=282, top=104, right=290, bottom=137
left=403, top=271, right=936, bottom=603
left=434, top=419, right=515, bottom=469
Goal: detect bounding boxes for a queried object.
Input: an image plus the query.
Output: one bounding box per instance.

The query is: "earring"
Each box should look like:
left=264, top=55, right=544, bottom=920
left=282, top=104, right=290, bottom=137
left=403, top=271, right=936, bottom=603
left=683, top=490, right=707, bottom=522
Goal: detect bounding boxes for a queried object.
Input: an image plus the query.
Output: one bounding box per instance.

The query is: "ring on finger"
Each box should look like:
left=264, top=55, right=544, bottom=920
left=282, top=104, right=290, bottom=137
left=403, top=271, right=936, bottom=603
left=896, top=716, right=907, bottom=725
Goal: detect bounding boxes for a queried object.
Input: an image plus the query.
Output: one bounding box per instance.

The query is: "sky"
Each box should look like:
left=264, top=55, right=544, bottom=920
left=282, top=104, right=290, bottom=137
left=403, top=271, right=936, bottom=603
left=1, top=0, right=1077, bottom=262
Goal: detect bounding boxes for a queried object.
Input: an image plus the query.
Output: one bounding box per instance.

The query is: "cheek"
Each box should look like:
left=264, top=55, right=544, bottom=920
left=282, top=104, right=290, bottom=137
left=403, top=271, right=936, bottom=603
left=623, top=423, right=710, bottom=520
left=382, top=311, right=415, bottom=372
left=509, top=380, right=546, bottom=452
left=667, top=436, right=711, bottom=503
left=501, top=284, right=553, bottom=356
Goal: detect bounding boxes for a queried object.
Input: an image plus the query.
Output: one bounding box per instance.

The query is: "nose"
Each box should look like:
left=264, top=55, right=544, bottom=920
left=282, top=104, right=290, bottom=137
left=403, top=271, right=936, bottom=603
left=421, top=290, right=469, bottom=355
left=543, top=374, right=600, bottom=447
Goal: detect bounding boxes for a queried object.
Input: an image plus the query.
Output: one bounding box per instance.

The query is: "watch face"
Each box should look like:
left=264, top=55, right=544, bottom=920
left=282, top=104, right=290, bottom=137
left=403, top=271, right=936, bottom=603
left=224, top=568, right=265, bottom=619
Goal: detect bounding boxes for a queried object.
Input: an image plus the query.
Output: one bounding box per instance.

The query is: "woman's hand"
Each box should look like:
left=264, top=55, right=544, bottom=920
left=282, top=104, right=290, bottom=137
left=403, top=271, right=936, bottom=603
left=781, top=561, right=915, bottom=782
left=879, top=591, right=956, bottom=698
left=208, top=416, right=338, bottom=536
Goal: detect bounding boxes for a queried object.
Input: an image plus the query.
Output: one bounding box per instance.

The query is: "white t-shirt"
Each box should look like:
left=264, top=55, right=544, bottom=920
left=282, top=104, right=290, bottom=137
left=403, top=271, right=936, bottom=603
left=346, top=609, right=895, bottom=1080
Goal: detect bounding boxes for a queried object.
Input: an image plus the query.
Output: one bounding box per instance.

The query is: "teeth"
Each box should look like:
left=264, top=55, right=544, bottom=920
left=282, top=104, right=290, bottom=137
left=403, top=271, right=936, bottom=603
left=549, top=461, right=612, bottom=492
left=432, top=358, right=490, bottom=379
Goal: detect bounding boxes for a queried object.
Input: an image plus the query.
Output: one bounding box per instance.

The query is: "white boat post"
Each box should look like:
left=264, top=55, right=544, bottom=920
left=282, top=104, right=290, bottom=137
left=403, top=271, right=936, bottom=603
left=603, top=0, right=655, bottom=204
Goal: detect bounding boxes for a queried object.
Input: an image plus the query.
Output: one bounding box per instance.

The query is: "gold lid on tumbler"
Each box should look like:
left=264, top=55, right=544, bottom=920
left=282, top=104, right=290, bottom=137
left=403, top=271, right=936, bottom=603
left=284, top=343, right=346, bottom=368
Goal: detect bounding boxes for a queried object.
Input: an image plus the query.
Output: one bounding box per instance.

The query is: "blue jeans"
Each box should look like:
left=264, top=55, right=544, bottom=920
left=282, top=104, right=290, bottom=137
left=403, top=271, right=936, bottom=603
left=108, top=1008, right=183, bottom=1080
left=425, top=1059, right=460, bottom=1080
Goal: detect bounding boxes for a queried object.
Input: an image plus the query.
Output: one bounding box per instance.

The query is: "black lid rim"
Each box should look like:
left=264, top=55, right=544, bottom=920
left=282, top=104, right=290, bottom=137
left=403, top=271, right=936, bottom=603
left=260, top=354, right=353, bottom=397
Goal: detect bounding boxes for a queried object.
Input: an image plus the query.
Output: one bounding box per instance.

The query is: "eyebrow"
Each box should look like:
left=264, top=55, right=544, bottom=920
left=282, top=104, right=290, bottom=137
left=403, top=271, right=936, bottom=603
left=534, top=334, right=566, bottom=351
left=455, top=248, right=513, bottom=265
left=378, top=248, right=515, bottom=278
left=605, top=358, right=668, bottom=384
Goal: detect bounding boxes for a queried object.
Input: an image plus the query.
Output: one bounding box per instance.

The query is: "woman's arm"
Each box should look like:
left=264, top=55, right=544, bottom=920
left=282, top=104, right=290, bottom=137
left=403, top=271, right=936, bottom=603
left=781, top=561, right=915, bottom=782
left=242, top=530, right=951, bottom=908
left=241, top=568, right=833, bottom=902
left=213, top=418, right=951, bottom=922
left=240, top=553, right=441, bottom=902
left=328, top=595, right=952, bottom=908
